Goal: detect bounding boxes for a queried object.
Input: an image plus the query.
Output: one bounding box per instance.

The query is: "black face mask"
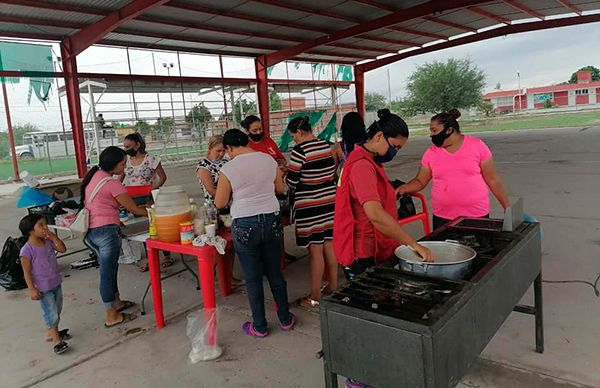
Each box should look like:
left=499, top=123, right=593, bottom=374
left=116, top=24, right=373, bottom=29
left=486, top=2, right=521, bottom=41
left=248, top=132, right=263, bottom=142
left=125, top=148, right=138, bottom=157
left=431, top=128, right=452, bottom=147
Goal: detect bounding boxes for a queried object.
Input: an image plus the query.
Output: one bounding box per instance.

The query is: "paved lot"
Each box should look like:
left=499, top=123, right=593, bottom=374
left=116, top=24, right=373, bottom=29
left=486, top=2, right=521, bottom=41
left=0, top=126, right=599, bottom=388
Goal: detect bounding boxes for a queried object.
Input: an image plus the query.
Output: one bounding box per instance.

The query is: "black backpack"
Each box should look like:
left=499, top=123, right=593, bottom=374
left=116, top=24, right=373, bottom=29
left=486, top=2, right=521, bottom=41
left=0, top=236, right=28, bottom=291
left=390, top=180, right=417, bottom=220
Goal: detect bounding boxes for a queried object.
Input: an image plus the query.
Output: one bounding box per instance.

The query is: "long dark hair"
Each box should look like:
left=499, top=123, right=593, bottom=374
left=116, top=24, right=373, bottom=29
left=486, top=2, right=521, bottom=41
left=124, top=132, right=146, bottom=153
left=366, top=108, right=409, bottom=139
left=340, top=111, right=366, bottom=154
left=80, top=146, right=126, bottom=205
left=287, top=116, right=311, bottom=133
left=240, top=115, right=261, bottom=130
left=431, top=108, right=461, bottom=133
left=223, top=128, right=249, bottom=148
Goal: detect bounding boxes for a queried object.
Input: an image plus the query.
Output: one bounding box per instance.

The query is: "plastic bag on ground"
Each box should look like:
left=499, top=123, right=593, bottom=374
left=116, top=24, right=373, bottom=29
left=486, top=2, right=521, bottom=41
left=0, top=236, right=28, bottom=291
left=119, top=239, right=142, bottom=264
left=186, top=308, right=222, bottom=363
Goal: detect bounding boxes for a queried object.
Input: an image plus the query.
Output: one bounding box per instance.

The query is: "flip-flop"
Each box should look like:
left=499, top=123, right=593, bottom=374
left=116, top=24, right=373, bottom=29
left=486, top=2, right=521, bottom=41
left=104, top=312, right=137, bottom=328
left=46, top=328, right=71, bottom=342
left=116, top=300, right=136, bottom=312
left=53, top=341, right=69, bottom=355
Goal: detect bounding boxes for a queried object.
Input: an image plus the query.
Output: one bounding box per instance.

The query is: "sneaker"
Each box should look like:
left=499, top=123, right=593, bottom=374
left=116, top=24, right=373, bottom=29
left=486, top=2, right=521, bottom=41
left=280, top=313, right=297, bottom=331
left=345, top=378, right=370, bottom=388
left=242, top=322, right=268, bottom=338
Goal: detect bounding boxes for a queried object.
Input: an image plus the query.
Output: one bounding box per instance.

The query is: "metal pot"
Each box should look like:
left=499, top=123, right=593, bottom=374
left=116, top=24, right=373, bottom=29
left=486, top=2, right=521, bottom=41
left=395, top=241, right=477, bottom=280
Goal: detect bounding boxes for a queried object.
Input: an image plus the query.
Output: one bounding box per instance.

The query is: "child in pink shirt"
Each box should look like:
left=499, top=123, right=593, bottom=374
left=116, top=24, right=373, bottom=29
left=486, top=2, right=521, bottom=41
left=398, top=109, right=510, bottom=230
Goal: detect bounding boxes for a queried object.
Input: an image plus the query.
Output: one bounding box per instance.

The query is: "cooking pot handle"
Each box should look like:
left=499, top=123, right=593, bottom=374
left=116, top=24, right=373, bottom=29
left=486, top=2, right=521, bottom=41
left=445, top=239, right=460, bottom=244
left=413, top=263, right=428, bottom=273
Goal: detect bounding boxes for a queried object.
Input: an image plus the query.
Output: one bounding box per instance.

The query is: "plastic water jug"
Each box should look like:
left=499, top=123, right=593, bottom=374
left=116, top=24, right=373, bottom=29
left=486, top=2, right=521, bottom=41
left=154, top=186, right=192, bottom=243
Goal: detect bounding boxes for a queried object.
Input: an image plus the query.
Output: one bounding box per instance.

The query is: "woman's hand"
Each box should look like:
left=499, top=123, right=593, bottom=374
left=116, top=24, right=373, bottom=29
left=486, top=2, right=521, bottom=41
left=412, top=243, right=434, bottom=262
left=395, top=184, right=408, bottom=196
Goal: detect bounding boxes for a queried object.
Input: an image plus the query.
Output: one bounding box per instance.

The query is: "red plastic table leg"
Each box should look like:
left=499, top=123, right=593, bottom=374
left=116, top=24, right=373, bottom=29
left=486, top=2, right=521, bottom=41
left=148, top=246, right=165, bottom=329
left=198, top=253, right=217, bottom=346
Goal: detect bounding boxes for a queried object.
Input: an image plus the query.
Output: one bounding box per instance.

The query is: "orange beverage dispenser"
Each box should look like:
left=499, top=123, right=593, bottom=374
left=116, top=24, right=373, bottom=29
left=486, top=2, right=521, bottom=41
left=153, top=186, right=192, bottom=243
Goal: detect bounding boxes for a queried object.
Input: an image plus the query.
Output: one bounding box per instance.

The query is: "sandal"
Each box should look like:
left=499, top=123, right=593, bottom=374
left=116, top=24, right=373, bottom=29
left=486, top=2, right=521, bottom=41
left=160, top=257, right=175, bottom=269
left=53, top=341, right=69, bottom=355
left=280, top=313, right=297, bottom=331
left=242, top=322, right=268, bottom=338
left=298, top=296, right=320, bottom=309
left=104, top=312, right=137, bottom=328
left=46, top=328, right=71, bottom=342
left=116, top=300, right=136, bottom=313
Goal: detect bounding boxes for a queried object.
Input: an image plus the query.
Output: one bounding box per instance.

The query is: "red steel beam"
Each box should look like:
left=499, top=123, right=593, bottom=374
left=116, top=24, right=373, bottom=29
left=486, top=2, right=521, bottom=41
left=0, top=0, right=104, bottom=15
left=555, top=0, right=582, bottom=15
left=255, top=57, right=271, bottom=136
left=357, top=13, right=600, bottom=73
left=354, top=66, right=365, bottom=117
left=1, top=82, right=20, bottom=181
left=65, top=0, right=170, bottom=58
left=264, top=0, right=492, bottom=67
left=467, top=6, right=511, bottom=24
left=503, top=1, right=545, bottom=20
left=60, top=40, right=87, bottom=178
left=422, top=16, right=478, bottom=32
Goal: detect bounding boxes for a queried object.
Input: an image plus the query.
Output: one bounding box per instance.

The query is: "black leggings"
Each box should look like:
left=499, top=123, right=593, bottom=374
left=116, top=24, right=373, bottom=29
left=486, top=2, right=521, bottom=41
left=432, top=214, right=489, bottom=231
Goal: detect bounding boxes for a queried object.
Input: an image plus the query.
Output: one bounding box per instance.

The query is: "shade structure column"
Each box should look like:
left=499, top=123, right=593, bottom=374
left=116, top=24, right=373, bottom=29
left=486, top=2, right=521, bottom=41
left=61, top=39, right=87, bottom=178
left=255, top=56, right=270, bottom=136
left=355, top=66, right=365, bottom=118
left=1, top=82, right=19, bottom=181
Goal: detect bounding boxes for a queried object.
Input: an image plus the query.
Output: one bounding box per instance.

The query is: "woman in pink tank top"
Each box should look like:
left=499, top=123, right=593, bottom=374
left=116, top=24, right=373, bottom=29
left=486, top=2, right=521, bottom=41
left=398, top=109, right=510, bottom=230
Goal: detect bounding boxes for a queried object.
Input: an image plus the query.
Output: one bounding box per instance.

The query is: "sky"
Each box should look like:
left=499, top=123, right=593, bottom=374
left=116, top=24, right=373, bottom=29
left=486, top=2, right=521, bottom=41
left=1, top=21, right=600, bottom=133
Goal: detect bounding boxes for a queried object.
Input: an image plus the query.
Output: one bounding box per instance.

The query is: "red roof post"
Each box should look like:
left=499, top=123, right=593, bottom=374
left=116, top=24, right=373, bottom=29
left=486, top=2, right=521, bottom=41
left=355, top=66, right=365, bottom=118
left=61, top=40, right=87, bottom=178
left=255, top=56, right=270, bottom=137
left=1, top=82, right=20, bottom=181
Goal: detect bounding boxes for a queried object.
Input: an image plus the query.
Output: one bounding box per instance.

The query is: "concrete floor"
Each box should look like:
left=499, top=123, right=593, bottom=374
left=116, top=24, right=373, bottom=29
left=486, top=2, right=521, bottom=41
left=1, top=126, right=599, bottom=388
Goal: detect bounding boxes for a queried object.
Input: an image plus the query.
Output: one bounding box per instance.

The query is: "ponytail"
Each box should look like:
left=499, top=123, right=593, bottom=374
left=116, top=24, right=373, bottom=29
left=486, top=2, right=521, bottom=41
left=79, top=166, right=100, bottom=207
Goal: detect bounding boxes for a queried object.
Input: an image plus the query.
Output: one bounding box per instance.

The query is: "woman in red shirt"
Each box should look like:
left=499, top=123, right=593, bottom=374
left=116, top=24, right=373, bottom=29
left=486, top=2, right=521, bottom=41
left=334, top=109, right=432, bottom=280
left=241, top=115, right=286, bottom=164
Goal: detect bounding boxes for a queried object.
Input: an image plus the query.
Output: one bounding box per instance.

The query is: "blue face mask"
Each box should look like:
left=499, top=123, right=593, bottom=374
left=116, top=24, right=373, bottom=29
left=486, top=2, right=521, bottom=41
left=374, top=138, right=398, bottom=164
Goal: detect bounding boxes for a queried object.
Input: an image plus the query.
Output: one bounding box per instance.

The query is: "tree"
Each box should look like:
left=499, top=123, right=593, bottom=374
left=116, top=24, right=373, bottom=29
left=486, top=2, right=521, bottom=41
left=543, top=99, right=553, bottom=109
left=568, top=65, right=600, bottom=83
left=405, top=58, right=485, bottom=113
left=134, top=120, right=150, bottom=135
left=186, top=104, right=212, bottom=124
left=389, top=98, right=419, bottom=117
left=479, top=101, right=495, bottom=117
left=12, top=123, right=39, bottom=145
left=365, top=92, right=387, bottom=112
left=269, top=91, right=282, bottom=112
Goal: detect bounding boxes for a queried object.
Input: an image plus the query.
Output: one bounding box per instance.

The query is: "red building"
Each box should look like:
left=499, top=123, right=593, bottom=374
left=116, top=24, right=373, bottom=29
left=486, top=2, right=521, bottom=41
left=484, top=70, right=600, bottom=113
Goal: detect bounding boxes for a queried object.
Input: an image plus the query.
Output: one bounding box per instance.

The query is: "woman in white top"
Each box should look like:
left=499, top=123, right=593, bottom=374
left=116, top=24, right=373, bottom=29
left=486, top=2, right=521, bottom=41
left=215, top=129, right=296, bottom=338
left=121, top=132, right=172, bottom=270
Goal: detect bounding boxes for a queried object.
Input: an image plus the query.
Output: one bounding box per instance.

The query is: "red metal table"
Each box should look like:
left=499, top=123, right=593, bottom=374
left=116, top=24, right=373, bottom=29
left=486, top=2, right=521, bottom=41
left=145, top=230, right=234, bottom=334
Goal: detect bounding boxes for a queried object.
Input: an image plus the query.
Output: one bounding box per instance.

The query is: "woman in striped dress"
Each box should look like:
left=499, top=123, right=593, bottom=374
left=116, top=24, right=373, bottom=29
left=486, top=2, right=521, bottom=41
left=286, top=116, right=338, bottom=308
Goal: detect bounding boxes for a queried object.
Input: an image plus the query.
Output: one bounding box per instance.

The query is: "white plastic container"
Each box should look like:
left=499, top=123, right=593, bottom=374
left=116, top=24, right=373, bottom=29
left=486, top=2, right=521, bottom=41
left=20, top=171, right=40, bottom=188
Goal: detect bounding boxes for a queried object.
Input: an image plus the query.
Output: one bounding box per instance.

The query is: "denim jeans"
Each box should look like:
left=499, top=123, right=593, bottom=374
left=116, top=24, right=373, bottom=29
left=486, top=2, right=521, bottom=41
left=85, top=224, right=122, bottom=309
left=40, top=284, right=63, bottom=328
left=232, top=212, right=290, bottom=333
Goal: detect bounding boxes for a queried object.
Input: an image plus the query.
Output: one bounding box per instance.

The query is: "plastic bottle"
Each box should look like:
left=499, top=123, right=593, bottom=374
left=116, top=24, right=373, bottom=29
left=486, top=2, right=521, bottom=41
left=204, top=199, right=218, bottom=227
left=147, top=205, right=158, bottom=239
left=189, top=198, right=198, bottom=219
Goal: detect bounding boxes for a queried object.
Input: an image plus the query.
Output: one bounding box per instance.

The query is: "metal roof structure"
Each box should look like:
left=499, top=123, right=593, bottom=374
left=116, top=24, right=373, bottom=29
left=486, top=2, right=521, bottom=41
left=2, top=0, right=600, bottom=67
left=3, top=0, right=600, bottom=180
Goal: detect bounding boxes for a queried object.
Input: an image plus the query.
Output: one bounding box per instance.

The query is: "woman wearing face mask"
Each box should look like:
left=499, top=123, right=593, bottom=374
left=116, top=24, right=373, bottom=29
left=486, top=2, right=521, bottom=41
left=241, top=115, right=286, bottom=165
left=334, top=109, right=433, bottom=282
left=286, top=116, right=338, bottom=308
left=397, top=109, right=510, bottom=230
left=120, top=132, right=171, bottom=271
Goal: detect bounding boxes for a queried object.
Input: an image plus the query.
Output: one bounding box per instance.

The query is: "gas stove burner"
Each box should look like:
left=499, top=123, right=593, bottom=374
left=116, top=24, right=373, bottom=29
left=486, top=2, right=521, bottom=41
left=326, top=267, right=466, bottom=325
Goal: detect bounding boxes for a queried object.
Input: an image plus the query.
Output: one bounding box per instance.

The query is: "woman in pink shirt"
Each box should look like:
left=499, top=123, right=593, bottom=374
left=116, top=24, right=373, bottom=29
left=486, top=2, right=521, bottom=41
left=81, top=147, right=147, bottom=328
left=398, top=109, right=510, bottom=230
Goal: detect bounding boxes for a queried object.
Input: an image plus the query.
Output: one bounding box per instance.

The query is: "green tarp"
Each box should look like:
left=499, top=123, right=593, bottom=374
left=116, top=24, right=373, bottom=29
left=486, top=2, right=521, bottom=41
left=278, top=110, right=326, bottom=152
left=317, top=112, right=337, bottom=144
left=0, top=42, right=54, bottom=104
